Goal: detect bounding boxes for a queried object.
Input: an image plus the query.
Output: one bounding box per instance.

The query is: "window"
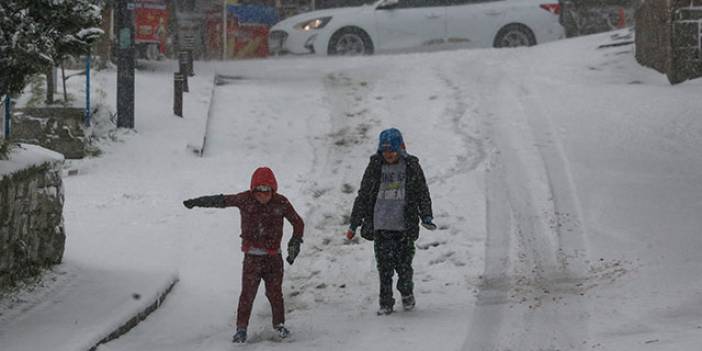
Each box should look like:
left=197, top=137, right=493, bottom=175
left=393, top=0, right=448, bottom=9
left=445, top=0, right=502, bottom=7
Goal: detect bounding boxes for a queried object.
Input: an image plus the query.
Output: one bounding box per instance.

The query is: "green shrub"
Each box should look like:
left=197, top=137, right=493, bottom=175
left=0, top=140, right=11, bottom=160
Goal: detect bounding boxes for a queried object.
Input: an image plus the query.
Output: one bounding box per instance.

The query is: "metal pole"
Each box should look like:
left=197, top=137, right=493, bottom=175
left=174, top=72, right=183, bottom=117
left=222, top=0, right=227, bottom=60
left=4, top=96, right=11, bottom=138
left=116, top=0, right=135, bottom=129
left=187, top=49, right=194, bottom=77
left=178, top=51, right=189, bottom=92
left=85, top=52, right=92, bottom=127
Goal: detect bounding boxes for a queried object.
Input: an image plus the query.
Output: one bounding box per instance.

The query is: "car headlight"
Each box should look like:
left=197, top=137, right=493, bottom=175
left=294, top=17, right=332, bottom=31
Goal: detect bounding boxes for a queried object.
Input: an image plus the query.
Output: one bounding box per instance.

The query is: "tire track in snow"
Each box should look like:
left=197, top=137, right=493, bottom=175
left=515, top=79, right=590, bottom=280
left=459, top=60, right=591, bottom=351
left=430, top=68, right=487, bottom=185
left=284, top=70, right=383, bottom=317
left=300, top=71, right=381, bottom=237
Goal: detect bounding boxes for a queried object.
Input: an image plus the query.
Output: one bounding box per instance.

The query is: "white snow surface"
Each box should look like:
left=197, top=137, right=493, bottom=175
left=3, top=30, right=702, bottom=351
left=0, top=265, right=178, bottom=351
left=0, top=143, right=64, bottom=177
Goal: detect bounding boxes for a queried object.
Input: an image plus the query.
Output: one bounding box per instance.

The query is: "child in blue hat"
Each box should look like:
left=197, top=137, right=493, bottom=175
left=346, top=128, right=436, bottom=315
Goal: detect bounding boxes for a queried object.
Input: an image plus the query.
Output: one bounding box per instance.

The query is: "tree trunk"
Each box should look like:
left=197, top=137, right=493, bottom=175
left=97, top=4, right=113, bottom=69
left=61, top=63, right=68, bottom=103
left=45, top=67, right=55, bottom=105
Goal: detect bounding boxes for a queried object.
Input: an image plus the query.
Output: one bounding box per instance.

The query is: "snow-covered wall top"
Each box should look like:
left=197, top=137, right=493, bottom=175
left=0, top=144, right=64, bottom=178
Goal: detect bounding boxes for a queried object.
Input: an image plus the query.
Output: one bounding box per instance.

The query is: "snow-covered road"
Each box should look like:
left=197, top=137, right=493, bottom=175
left=459, top=50, right=591, bottom=351
left=94, top=51, right=483, bottom=350
left=54, top=30, right=702, bottom=351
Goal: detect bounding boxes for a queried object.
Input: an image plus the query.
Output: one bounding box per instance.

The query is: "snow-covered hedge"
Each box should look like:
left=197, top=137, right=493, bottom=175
left=0, top=141, right=9, bottom=160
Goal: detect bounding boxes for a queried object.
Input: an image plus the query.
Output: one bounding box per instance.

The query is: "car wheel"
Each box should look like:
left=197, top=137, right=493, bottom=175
left=494, top=24, right=536, bottom=48
left=327, top=27, right=374, bottom=56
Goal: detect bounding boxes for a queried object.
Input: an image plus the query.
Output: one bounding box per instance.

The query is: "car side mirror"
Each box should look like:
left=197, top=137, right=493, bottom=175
left=377, top=0, right=400, bottom=10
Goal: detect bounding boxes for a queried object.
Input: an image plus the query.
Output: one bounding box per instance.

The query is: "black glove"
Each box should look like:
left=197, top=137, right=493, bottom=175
left=286, top=237, right=303, bottom=265
left=183, top=194, right=225, bottom=209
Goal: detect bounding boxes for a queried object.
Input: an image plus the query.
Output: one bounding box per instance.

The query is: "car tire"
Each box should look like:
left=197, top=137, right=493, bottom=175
left=327, top=27, right=374, bottom=56
left=493, top=24, right=537, bottom=48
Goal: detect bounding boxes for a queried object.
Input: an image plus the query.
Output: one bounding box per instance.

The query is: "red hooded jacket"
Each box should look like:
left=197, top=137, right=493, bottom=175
left=222, top=167, right=304, bottom=254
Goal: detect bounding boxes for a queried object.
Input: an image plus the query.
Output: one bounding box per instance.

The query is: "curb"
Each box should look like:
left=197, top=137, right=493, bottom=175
left=197, top=74, right=248, bottom=157
left=198, top=75, right=218, bottom=157
left=88, top=276, right=179, bottom=351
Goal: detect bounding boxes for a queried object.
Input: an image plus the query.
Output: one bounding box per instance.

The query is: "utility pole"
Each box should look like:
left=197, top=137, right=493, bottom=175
left=222, top=0, right=228, bottom=60
left=116, top=0, right=135, bottom=129
left=85, top=51, right=92, bottom=127
left=3, top=96, right=10, bottom=139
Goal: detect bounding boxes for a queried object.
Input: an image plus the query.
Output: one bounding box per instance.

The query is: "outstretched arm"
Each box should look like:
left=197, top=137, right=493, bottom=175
left=183, top=192, right=246, bottom=209
left=183, top=194, right=225, bottom=209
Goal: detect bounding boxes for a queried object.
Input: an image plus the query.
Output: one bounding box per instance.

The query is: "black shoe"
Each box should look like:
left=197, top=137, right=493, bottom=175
left=274, top=324, right=290, bottom=339
left=377, top=305, right=394, bottom=315
left=402, top=295, right=415, bottom=311
left=232, top=328, right=247, bottom=343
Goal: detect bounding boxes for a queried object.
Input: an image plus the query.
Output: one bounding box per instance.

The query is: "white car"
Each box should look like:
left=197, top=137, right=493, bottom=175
left=269, top=0, right=564, bottom=56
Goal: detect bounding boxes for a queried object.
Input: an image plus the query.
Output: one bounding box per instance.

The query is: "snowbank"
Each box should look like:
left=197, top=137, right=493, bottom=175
left=0, top=143, right=64, bottom=177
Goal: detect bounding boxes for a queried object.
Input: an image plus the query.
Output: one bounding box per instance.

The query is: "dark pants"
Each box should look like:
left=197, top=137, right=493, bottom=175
left=236, top=254, right=285, bottom=329
left=374, top=230, right=416, bottom=308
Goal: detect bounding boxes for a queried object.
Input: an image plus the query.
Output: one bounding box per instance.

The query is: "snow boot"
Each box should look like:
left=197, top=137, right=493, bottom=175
left=273, top=323, right=290, bottom=339
left=402, top=294, right=415, bottom=311
left=275, top=324, right=290, bottom=339
left=377, top=305, right=394, bottom=316
left=232, top=328, right=247, bottom=343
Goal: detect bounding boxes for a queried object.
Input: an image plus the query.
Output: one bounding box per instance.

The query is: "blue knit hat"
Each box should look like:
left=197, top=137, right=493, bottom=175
left=377, top=128, right=405, bottom=153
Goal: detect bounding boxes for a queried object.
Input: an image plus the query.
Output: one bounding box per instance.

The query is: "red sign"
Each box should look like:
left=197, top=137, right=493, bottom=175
left=232, top=24, right=269, bottom=59
left=134, top=4, right=169, bottom=52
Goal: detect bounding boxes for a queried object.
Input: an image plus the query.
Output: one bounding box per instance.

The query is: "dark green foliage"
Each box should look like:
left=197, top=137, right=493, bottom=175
left=0, top=0, right=104, bottom=98
left=0, top=140, right=12, bottom=160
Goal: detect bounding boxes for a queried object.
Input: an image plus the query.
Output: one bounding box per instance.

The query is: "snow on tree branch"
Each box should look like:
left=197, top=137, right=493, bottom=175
left=0, top=0, right=104, bottom=98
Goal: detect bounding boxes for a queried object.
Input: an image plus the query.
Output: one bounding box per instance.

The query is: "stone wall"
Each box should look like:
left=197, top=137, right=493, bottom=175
left=0, top=158, right=65, bottom=288
left=671, top=2, right=702, bottom=83
left=12, top=107, right=89, bottom=159
left=635, top=0, right=672, bottom=75
left=636, top=0, right=702, bottom=84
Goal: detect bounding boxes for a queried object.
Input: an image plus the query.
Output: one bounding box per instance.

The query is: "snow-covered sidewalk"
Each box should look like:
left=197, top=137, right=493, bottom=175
left=0, top=263, right=177, bottom=351
left=1, top=61, right=217, bottom=351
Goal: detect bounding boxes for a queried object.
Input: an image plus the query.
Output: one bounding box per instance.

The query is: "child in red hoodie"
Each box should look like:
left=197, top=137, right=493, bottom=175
left=183, top=167, right=304, bottom=343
